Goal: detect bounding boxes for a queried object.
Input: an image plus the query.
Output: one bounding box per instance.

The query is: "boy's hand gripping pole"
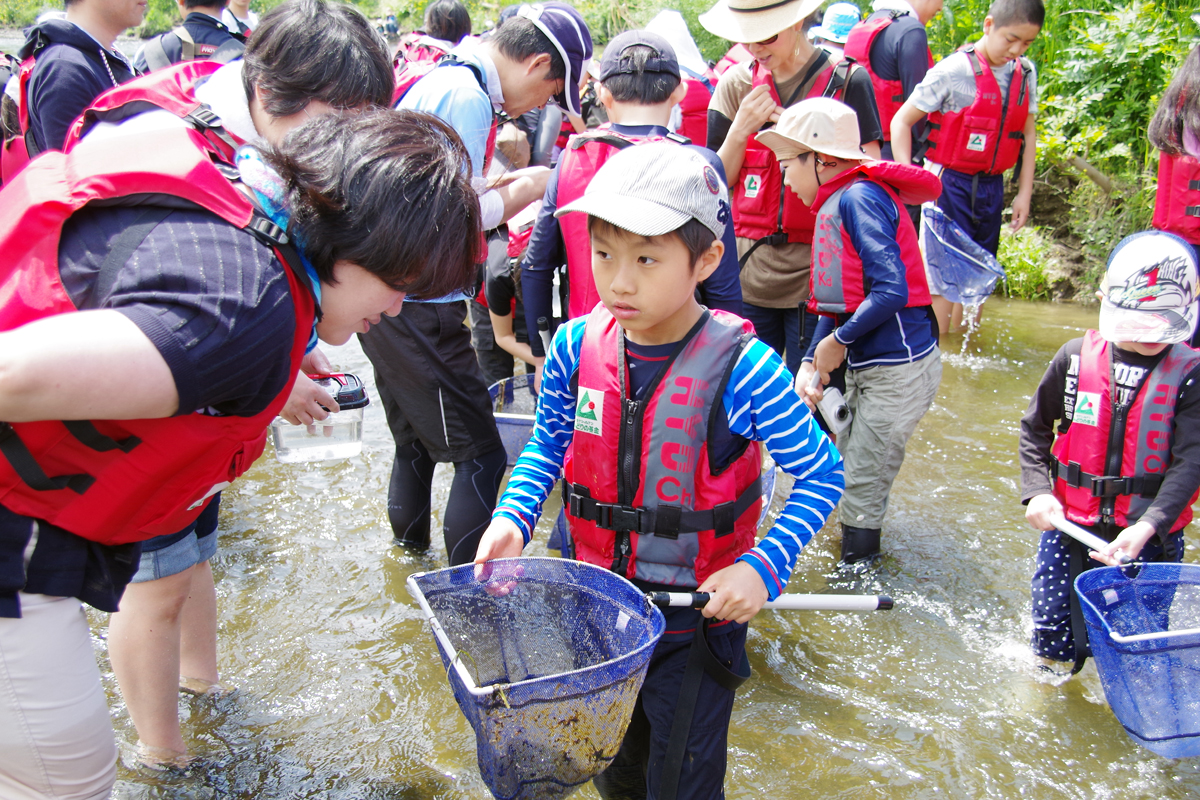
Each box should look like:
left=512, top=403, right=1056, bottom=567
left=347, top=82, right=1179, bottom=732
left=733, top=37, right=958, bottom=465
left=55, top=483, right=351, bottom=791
left=648, top=592, right=894, bottom=612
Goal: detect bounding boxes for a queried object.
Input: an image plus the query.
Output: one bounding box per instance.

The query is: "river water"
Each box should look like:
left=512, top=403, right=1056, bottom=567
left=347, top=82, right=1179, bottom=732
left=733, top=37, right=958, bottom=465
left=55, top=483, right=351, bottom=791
left=93, top=298, right=1200, bottom=799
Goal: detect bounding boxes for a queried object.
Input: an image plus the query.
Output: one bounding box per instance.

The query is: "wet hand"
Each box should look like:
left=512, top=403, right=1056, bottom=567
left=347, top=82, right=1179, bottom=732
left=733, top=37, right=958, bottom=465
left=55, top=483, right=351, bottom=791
left=280, top=372, right=338, bottom=427
left=1091, top=520, right=1156, bottom=566
left=696, top=561, right=768, bottom=624
left=1024, top=493, right=1063, bottom=531
left=473, top=518, right=526, bottom=592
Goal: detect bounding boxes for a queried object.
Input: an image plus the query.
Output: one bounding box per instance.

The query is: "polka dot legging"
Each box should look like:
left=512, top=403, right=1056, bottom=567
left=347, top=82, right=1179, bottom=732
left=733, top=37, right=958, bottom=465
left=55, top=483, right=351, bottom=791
left=1030, top=528, right=1185, bottom=662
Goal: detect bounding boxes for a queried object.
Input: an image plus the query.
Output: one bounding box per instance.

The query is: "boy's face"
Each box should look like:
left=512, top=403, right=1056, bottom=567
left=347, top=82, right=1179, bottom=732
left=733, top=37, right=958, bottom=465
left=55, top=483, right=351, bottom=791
left=781, top=154, right=820, bottom=206
left=94, top=0, right=148, bottom=32
left=316, top=261, right=406, bottom=346
left=1117, top=340, right=1170, bottom=357
left=590, top=224, right=720, bottom=346
left=979, top=17, right=1040, bottom=67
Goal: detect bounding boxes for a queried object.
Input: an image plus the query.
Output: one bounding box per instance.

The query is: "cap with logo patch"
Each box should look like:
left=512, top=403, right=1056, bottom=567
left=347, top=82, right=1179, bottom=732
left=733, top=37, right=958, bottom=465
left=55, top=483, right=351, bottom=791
left=1099, top=230, right=1200, bottom=344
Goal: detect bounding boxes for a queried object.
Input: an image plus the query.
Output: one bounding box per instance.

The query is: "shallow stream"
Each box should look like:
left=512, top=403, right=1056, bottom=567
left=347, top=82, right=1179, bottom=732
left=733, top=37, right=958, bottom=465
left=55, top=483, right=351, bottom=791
left=95, top=298, right=1200, bottom=799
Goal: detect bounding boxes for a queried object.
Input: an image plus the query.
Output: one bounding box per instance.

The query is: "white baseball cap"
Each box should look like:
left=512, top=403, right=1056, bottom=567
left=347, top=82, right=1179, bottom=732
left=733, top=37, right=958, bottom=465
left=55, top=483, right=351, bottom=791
left=1099, top=231, right=1199, bottom=344
left=555, top=141, right=730, bottom=239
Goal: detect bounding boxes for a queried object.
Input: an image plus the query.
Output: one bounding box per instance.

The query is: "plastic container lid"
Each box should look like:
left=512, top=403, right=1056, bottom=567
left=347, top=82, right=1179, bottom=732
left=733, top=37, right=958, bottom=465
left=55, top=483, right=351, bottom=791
left=309, top=373, right=370, bottom=411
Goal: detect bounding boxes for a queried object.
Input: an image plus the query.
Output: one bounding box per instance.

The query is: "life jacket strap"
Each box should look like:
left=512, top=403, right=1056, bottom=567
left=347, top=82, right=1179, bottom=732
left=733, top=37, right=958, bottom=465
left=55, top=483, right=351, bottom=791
left=0, top=422, right=96, bottom=494
left=1050, top=458, right=1164, bottom=498
left=563, top=475, right=763, bottom=537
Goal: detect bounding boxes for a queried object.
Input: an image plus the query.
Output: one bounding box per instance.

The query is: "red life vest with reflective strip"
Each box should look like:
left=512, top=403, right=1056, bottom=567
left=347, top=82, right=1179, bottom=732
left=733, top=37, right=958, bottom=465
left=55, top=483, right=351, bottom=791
left=0, top=125, right=316, bottom=545
left=1051, top=331, right=1200, bottom=531
left=678, top=72, right=715, bottom=146
left=0, top=54, right=37, bottom=183
left=556, top=126, right=689, bottom=319
left=926, top=49, right=1029, bottom=175
left=63, top=60, right=239, bottom=159
left=1153, top=151, right=1200, bottom=245
left=808, top=160, right=939, bottom=316
left=564, top=306, right=763, bottom=588
left=842, top=12, right=933, bottom=141
left=733, top=58, right=852, bottom=245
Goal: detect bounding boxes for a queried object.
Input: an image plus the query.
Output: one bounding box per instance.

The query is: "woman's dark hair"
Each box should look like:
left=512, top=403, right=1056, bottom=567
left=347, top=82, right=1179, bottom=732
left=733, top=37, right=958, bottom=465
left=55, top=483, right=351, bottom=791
left=600, top=45, right=681, bottom=105
left=242, top=0, right=394, bottom=117
left=1150, top=44, right=1200, bottom=156
left=424, top=0, right=470, bottom=44
left=491, top=15, right=565, bottom=81
left=587, top=216, right=717, bottom=270
left=269, top=109, right=481, bottom=299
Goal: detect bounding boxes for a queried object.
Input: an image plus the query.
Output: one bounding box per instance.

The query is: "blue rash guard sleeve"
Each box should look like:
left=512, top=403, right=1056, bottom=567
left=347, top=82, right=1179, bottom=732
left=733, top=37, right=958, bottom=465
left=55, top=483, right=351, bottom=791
left=493, top=322, right=845, bottom=600
left=830, top=181, right=908, bottom=346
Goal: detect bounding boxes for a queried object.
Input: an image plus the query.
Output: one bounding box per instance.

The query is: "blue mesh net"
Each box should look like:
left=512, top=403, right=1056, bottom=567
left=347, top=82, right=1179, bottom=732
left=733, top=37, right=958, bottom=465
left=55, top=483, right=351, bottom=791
left=490, top=374, right=540, bottom=467
left=407, top=558, right=666, bottom=799
left=1076, top=563, right=1200, bottom=758
left=921, top=204, right=1006, bottom=304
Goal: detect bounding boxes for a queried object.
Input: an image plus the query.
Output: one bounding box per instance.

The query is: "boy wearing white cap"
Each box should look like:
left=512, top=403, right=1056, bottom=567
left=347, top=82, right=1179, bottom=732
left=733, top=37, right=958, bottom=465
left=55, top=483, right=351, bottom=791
left=756, top=96, right=942, bottom=565
left=474, top=141, right=844, bottom=800
left=1020, top=231, right=1200, bottom=675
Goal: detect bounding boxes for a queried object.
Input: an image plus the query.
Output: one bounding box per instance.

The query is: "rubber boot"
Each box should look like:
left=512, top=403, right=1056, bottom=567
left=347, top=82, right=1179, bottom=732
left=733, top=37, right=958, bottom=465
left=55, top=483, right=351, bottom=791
left=840, top=524, right=881, bottom=565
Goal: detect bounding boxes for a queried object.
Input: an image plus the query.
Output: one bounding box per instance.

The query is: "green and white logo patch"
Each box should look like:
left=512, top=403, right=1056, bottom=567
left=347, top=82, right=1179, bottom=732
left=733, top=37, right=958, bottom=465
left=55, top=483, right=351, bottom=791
left=575, top=389, right=604, bottom=436
left=1073, top=391, right=1100, bottom=427
left=966, top=132, right=988, bottom=152
left=744, top=174, right=761, bottom=199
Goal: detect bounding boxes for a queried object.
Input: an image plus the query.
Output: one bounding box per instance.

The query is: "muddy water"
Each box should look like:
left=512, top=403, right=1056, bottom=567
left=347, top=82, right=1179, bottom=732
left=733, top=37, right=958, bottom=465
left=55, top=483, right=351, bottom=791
left=94, top=299, right=1200, bottom=799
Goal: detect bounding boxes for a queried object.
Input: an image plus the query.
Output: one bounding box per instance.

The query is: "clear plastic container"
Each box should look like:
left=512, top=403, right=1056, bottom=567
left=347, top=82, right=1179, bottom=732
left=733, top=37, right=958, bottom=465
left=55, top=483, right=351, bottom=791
left=271, top=373, right=370, bottom=463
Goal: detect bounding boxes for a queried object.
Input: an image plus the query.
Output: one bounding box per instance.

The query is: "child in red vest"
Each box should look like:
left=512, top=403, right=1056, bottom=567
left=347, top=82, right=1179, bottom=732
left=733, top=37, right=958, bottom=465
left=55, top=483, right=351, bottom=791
left=1019, top=231, right=1200, bottom=675
left=890, top=0, right=1043, bottom=333
left=757, top=96, right=942, bottom=565
left=474, top=141, right=844, bottom=800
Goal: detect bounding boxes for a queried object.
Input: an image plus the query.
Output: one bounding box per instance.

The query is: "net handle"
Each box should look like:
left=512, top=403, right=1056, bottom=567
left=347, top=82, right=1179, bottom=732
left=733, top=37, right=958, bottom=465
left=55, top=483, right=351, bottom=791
left=406, top=572, right=487, bottom=692
left=1109, top=626, right=1200, bottom=644
left=649, top=591, right=893, bottom=612
left=1050, top=515, right=1134, bottom=566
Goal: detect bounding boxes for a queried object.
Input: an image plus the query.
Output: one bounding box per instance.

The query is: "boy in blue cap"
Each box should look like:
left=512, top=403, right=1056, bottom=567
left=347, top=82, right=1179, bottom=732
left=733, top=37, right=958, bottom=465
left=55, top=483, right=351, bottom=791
left=474, top=141, right=844, bottom=800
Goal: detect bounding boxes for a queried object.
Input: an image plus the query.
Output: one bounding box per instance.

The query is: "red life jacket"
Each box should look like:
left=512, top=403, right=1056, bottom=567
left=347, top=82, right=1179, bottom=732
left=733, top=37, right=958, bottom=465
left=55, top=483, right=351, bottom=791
left=64, top=59, right=241, bottom=161
left=808, top=160, right=939, bottom=315
left=677, top=71, right=715, bottom=147
left=393, top=55, right=498, bottom=174
left=714, top=43, right=752, bottom=76
left=556, top=126, right=690, bottom=319
left=925, top=48, right=1029, bottom=176
left=563, top=306, right=763, bottom=588
left=1153, top=151, right=1200, bottom=245
left=733, top=57, right=855, bottom=247
left=1051, top=331, right=1200, bottom=531
left=0, top=54, right=37, bottom=183
left=842, top=11, right=934, bottom=142
left=0, top=124, right=316, bottom=545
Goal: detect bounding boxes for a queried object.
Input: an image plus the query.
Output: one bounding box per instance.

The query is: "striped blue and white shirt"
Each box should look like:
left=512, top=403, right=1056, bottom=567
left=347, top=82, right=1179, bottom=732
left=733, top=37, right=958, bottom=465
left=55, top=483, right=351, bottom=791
left=494, top=316, right=846, bottom=600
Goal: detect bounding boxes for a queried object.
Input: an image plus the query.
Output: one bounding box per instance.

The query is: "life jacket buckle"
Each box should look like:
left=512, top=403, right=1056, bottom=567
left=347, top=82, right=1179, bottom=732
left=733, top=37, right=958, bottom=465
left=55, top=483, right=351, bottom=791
left=1090, top=475, right=1132, bottom=498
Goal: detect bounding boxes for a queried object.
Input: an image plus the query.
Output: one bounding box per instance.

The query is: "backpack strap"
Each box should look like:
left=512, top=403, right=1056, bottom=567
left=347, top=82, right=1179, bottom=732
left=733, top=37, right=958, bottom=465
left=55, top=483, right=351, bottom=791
left=175, top=26, right=196, bottom=61
left=141, top=34, right=174, bottom=72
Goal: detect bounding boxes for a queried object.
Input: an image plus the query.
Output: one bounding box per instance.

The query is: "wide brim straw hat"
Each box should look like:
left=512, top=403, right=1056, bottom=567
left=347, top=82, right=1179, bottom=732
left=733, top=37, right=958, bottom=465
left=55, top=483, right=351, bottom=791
left=698, top=0, right=826, bottom=45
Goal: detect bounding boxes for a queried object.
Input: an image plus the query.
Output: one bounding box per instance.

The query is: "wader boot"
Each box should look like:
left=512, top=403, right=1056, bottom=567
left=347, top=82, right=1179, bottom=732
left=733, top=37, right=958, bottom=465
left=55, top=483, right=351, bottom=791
left=840, top=524, right=881, bottom=565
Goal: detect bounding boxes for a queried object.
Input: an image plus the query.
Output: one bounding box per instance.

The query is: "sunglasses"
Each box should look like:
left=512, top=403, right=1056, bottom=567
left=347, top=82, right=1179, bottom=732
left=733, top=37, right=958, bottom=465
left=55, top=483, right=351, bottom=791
left=754, top=32, right=780, bottom=45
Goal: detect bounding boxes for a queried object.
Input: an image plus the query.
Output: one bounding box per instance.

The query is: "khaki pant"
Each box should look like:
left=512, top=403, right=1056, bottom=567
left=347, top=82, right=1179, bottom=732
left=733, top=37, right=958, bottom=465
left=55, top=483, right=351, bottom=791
left=840, top=349, right=942, bottom=529
left=0, top=593, right=117, bottom=800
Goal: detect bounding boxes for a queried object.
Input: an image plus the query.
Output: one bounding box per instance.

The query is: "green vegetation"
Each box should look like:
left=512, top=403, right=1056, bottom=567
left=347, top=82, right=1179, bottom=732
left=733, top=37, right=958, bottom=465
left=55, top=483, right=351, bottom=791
left=997, top=226, right=1053, bottom=301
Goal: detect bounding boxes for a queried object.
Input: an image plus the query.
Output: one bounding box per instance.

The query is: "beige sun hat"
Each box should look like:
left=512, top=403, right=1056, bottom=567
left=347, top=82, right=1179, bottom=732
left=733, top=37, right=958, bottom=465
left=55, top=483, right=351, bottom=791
left=755, top=97, right=867, bottom=161
left=698, top=0, right=825, bottom=45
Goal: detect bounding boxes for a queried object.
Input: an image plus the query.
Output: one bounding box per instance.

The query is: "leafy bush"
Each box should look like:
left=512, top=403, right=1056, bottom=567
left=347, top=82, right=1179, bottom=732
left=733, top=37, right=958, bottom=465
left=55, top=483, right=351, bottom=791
left=1066, top=173, right=1156, bottom=286
left=998, top=226, right=1053, bottom=301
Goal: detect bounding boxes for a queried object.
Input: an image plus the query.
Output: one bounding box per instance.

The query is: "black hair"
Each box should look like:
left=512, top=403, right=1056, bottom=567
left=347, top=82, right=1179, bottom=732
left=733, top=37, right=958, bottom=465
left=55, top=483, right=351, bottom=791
left=490, top=15, right=565, bottom=81
left=600, top=45, right=680, bottom=105
left=185, top=0, right=229, bottom=9
left=986, top=0, right=1045, bottom=29
left=587, top=216, right=717, bottom=270
left=424, top=0, right=470, bottom=44
left=269, top=109, right=481, bottom=298
left=1150, top=44, right=1200, bottom=156
left=242, top=0, right=394, bottom=117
